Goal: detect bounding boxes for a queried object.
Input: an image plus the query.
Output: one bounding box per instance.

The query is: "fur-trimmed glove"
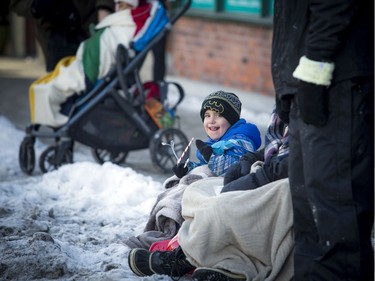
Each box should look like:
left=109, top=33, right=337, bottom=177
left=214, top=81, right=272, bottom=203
left=293, top=56, right=335, bottom=127
left=223, top=149, right=264, bottom=185
left=195, top=139, right=213, bottom=162
left=172, top=163, right=188, bottom=178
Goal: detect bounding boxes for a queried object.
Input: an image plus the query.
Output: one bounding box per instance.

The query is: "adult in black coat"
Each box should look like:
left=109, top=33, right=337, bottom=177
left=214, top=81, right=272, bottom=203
left=9, top=0, right=114, bottom=71
left=272, top=0, right=374, bottom=280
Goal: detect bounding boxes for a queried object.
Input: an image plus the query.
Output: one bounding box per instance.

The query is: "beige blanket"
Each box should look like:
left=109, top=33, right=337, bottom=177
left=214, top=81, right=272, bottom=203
left=178, top=177, right=294, bottom=281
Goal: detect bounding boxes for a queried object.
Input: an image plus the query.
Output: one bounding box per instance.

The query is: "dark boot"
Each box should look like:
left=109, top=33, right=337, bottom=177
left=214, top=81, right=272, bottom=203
left=128, top=246, right=195, bottom=279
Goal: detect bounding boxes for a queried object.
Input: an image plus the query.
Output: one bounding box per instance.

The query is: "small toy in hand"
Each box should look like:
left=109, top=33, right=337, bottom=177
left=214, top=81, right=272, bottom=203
left=172, top=162, right=189, bottom=178
left=172, top=137, right=194, bottom=178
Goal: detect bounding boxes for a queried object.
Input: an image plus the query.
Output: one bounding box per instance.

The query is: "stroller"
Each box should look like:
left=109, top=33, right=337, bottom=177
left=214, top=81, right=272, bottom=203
left=18, top=0, right=192, bottom=174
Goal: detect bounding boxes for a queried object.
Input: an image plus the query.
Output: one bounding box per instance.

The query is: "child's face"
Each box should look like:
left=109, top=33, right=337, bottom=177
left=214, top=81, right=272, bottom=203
left=115, top=2, right=132, bottom=11
left=203, top=109, right=231, bottom=140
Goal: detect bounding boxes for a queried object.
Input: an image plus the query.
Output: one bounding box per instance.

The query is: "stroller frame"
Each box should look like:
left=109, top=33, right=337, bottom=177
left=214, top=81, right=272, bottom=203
left=19, top=0, right=192, bottom=174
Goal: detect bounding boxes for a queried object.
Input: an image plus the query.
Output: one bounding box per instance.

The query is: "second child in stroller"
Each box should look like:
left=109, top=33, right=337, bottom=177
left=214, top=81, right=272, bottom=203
left=19, top=0, right=192, bottom=175
left=29, top=0, right=143, bottom=127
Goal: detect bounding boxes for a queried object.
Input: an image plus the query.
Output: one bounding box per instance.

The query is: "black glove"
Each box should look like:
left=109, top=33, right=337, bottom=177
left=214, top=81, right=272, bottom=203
left=195, top=139, right=213, bottom=163
left=221, top=165, right=270, bottom=193
left=275, top=95, right=292, bottom=124
left=223, top=150, right=264, bottom=185
left=172, top=162, right=188, bottom=178
left=297, top=81, right=329, bottom=127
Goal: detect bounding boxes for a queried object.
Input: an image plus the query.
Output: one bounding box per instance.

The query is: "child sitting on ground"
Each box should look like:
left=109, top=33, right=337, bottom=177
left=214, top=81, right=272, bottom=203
left=127, top=109, right=292, bottom=281
left=125, top=90, right=261, bottom=249
left=30, top=0, right=144, bottom=127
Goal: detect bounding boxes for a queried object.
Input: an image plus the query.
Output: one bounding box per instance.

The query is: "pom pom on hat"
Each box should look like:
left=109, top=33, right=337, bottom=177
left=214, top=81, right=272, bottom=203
left=115, top=0, right=139, bottom=7
left=200, top=91, right=242, bottom=125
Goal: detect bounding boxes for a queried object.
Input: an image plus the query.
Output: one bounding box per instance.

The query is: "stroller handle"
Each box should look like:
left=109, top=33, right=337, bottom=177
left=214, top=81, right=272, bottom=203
left=170, top=0, right=192, bottom=25
left=167, top=81, right=185, bottom=111
left=119, top=0, right=192, bottom=77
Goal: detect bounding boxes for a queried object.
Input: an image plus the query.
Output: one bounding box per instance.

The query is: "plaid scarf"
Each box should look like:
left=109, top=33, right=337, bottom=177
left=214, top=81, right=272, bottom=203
left=264, top=108, right=289, bottom=165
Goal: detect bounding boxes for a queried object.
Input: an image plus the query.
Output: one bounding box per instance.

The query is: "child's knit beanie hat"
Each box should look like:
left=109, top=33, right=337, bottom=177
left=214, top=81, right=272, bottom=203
left=200, top=91, right=242, bottom=125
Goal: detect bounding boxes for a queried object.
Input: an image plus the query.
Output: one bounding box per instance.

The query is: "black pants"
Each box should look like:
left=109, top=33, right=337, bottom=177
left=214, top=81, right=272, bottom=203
left=289, top=77, right=374, bottom=281
left=151, top=33, right=167, bottom=81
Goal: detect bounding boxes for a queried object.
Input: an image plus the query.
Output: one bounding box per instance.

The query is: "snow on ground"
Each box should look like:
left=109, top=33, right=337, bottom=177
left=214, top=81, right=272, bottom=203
left=0, top=78, right=274, bottom=280
left=0, top=116, right=190, bottom=280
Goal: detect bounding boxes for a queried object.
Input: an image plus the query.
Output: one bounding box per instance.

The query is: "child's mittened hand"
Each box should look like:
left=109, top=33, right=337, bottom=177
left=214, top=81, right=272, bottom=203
left=223, top=162, right=243, bottom=185
left=195, top=139, right=213, bottom=162
left=172, top=163, right=188, bottom=178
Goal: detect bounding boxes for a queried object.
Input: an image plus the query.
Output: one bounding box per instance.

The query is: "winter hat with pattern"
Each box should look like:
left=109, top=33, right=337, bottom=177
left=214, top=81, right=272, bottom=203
left=200, top=91, right=242, bottom=125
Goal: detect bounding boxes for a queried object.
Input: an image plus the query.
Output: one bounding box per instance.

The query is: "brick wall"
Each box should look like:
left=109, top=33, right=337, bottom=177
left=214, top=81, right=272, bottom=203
left=167, top=17, right=275, bottom=97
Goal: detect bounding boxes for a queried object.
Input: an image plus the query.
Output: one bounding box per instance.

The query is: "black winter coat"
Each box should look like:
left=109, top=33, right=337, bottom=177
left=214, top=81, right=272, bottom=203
left=271, top=0, right=374, bottom=99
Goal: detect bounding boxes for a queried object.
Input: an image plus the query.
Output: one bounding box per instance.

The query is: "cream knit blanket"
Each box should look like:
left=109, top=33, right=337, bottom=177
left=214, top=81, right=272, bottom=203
left=179, top=177, right=294, bottom=281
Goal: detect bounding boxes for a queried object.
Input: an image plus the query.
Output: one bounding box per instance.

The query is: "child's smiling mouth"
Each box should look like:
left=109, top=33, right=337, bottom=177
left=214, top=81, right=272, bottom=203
left=209, top=126, right=219, bottom=131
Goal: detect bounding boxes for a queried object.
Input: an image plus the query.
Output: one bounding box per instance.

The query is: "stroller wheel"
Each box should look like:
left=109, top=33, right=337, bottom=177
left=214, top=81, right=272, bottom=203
left=39, top=145, right=73, bottom=173
left=19, top=137, right=36, bottom=175
left=91, top=148, right=128, bottom=165
left=150, top=128, right=189, bottom=173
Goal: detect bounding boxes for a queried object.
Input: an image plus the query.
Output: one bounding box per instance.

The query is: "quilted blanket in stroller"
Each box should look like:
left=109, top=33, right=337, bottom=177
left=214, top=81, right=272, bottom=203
left=29, top=1, right=169, bottom=127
